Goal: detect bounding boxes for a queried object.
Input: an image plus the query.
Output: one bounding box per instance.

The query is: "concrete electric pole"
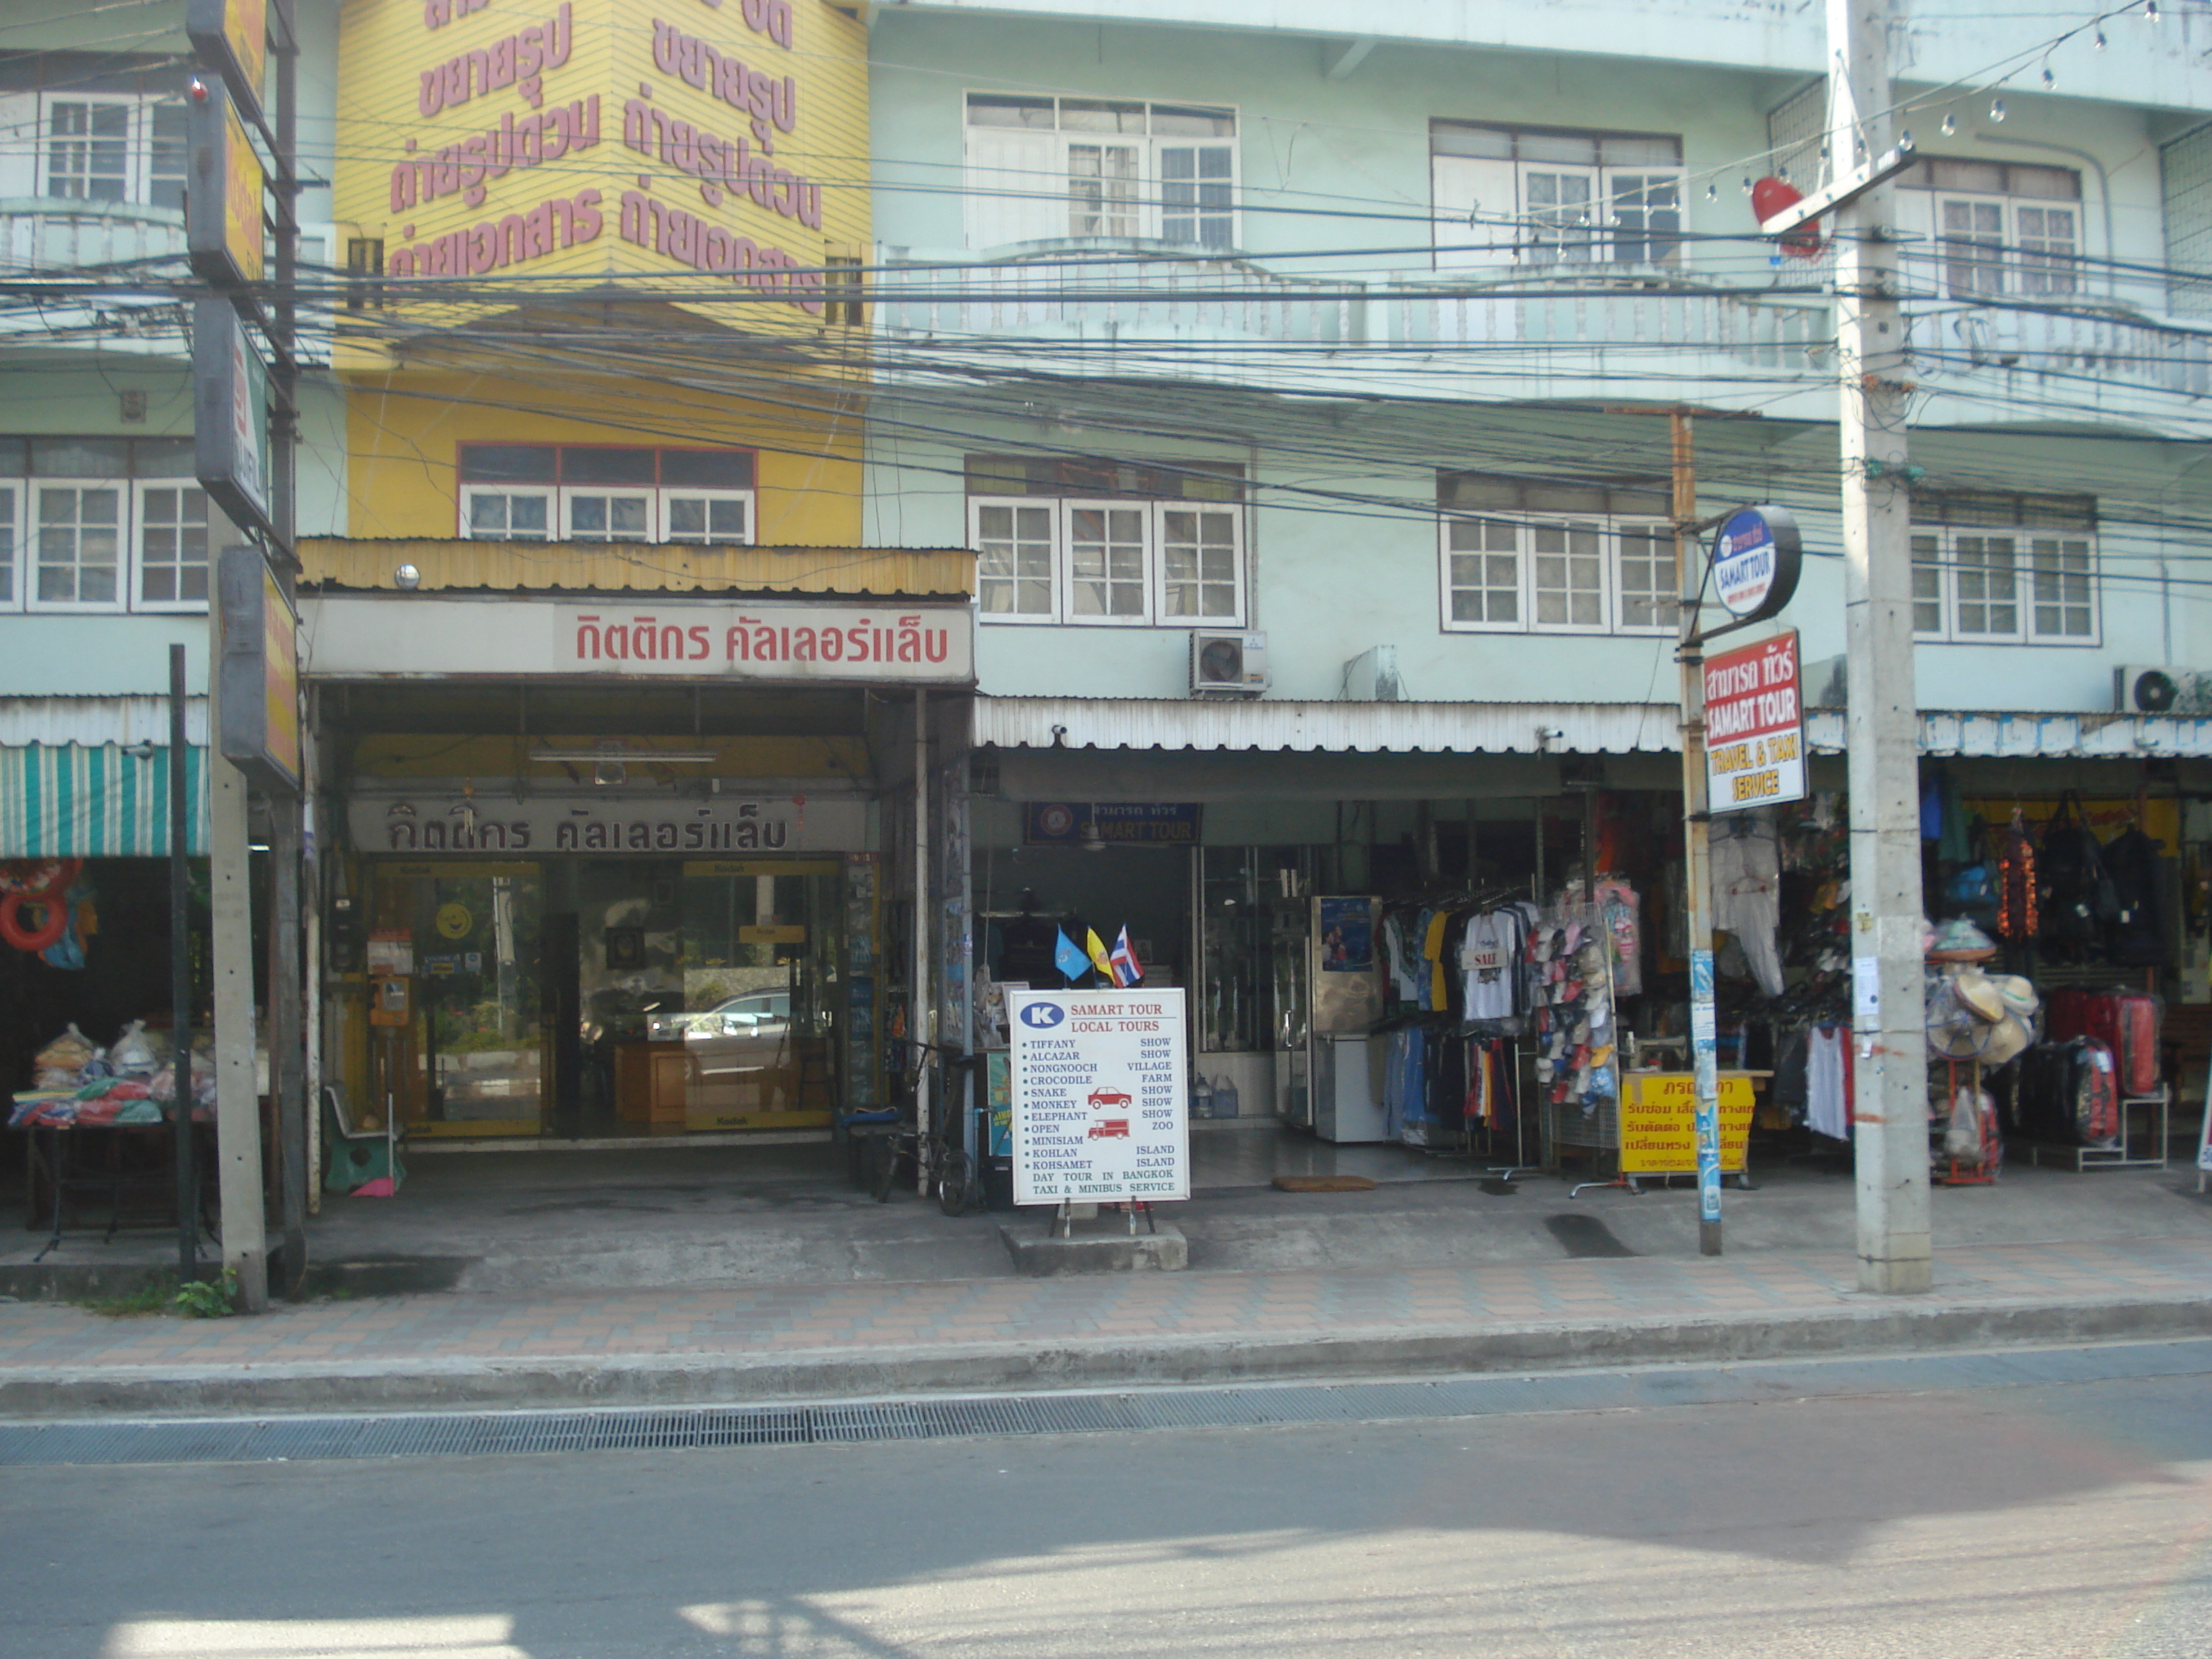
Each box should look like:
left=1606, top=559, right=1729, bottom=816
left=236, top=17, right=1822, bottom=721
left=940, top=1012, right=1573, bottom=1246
left=1830, top=0, right=1933, bottom=1294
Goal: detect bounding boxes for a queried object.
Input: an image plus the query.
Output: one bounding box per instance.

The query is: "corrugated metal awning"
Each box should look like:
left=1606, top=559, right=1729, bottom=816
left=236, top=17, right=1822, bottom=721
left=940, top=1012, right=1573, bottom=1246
left=0, top=745, right=207, bottom=857
left=975, top=697, right=2212, bottom=760
left=974, top=698, right=1683, bottom=755
left=0, top=696, right=207, bottom=747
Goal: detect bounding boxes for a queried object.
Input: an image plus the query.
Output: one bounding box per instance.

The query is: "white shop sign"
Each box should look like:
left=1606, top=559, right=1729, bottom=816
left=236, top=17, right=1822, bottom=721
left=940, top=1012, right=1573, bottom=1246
left=348, top=793, right=868, bottom=855
left=302, top=595, right=974, bottom=685
left=1008, top=989, right=1190, bottom=1206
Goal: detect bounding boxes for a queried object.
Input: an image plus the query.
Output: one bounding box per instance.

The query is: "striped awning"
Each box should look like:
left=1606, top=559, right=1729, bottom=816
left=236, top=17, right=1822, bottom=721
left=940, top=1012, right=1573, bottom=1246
left=0, top=745, right=207, bottom=858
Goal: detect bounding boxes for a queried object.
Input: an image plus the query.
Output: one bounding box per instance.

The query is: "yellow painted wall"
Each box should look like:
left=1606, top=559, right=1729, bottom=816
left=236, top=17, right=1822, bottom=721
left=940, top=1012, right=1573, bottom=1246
left=341, top=373, right=863, bottom=545
left=334, top=0, right=869, bottom=324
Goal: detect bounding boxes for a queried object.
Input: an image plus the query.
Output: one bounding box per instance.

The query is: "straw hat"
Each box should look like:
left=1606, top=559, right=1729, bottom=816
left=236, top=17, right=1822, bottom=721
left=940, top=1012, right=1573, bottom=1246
left=1951, top=969, right=2005, bottom=1023
left=1993, top=974, right=2040, bottom=1017
left=1981, top=1012, right=2034, bottom=1067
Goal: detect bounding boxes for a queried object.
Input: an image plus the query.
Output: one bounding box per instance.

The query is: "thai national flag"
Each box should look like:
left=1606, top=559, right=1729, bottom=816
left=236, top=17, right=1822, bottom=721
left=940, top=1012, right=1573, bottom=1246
left=1107, top=927, right=1143, bottom=987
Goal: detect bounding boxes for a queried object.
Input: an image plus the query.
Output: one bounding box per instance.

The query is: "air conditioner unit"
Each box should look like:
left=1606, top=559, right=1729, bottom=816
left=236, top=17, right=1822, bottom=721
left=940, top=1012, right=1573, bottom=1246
left=1190, top=630, right=1269, bottom=696
left=2112, top=665, right=2212, bottom=714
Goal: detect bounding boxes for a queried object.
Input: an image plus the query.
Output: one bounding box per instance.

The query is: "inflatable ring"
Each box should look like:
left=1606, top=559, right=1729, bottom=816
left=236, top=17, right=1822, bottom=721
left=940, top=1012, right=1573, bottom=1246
left=0, top=893, right=68, bottom=953
left=0, top=858, right=79, bottom=899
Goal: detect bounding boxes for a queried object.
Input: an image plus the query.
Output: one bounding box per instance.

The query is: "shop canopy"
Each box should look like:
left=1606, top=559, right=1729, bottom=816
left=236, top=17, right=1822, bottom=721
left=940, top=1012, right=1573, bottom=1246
left=0, top=744, right=207, bottom=858
left=973, top=698, right=2212, bottom=760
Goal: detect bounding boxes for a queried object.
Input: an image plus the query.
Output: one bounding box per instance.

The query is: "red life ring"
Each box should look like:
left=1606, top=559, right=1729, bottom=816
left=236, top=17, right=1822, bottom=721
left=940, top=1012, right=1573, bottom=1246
left=0, top=858, right=79, bottom=899
left=0, top=893, right=68, bottom=953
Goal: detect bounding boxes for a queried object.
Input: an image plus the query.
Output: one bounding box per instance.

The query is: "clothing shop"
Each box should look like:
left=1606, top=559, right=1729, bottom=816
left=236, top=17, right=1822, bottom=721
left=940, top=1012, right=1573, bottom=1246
left=966, top=698, right=1773, bottom=1182
left=971, top=701, right=2212, bottom=1189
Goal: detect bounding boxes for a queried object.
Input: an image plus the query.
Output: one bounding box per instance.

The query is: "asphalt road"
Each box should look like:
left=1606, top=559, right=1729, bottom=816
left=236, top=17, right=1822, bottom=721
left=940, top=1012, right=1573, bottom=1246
left=8, top=1356, right=2211, bottom=1658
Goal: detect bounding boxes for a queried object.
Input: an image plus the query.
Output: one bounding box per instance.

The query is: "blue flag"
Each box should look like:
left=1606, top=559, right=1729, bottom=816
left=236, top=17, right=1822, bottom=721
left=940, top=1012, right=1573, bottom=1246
left=1054, top=927, right=1091, bottom=984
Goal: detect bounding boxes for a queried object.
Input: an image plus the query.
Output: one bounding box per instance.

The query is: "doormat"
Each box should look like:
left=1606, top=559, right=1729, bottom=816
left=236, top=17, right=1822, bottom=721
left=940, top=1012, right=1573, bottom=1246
left=1272, top=1174, right=1377, bottom=1192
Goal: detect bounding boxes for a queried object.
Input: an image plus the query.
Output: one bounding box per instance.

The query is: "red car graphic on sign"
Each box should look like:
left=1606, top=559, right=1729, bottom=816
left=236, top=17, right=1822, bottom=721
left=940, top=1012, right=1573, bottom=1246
left=1087, top=1089, right=1133, bottom=1110
left=1088, top=1120, right=1131, bottom=1139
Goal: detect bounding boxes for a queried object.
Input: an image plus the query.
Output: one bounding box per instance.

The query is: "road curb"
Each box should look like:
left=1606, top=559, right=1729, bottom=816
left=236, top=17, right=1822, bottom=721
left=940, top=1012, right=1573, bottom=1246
left=6, top=1290, right=2209, bottom=1420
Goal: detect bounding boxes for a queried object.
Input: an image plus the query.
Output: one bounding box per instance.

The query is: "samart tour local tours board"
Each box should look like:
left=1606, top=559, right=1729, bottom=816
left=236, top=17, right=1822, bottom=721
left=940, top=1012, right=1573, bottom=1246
left=1007, top=989, right=1190, bottom=1206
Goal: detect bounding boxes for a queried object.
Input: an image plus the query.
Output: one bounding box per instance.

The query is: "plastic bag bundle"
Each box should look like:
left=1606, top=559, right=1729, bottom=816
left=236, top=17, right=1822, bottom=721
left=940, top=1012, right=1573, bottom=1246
left=32, top=1022, right=94, bottom=1074
left=110, top=1020, right=159, bottom=1074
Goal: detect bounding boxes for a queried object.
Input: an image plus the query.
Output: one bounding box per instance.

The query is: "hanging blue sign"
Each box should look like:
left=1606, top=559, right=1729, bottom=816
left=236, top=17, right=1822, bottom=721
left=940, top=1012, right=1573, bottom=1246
left=1709, top=505, right=1803, bottom=622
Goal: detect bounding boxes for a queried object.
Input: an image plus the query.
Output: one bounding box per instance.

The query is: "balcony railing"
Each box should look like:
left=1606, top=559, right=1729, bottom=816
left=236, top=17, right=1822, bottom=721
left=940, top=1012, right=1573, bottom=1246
left=0, top=198, right=189, bottom=274
left=876, top=253, right=2212, bottom=405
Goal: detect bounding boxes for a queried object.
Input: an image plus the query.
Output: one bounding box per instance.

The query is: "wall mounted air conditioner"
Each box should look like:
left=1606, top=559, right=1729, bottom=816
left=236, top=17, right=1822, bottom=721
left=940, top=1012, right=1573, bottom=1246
left=2113, top=665, right=2212, bottom=714
left=1190, top=630, right=1269, bottom=696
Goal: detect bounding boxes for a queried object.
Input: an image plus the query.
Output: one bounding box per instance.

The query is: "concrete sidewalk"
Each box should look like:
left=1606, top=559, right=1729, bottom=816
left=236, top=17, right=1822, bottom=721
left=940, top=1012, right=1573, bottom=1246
left=5, top=1229, right=2211, bottom=1419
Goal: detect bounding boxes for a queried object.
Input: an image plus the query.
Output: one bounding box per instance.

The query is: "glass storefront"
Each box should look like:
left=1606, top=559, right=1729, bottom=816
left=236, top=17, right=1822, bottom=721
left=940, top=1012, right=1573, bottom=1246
left=366, top=856, right=849, bottom=1138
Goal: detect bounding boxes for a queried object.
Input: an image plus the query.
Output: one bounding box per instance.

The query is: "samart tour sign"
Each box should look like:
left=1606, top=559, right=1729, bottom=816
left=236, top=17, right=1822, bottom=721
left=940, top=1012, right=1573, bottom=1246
left=1704, top=630, right=1805, bottom=811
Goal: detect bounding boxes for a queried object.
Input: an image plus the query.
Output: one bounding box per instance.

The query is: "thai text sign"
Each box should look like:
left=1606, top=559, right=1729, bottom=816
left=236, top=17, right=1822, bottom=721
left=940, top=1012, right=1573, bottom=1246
left=333, top=0, right=868, bottom=323
left=1704, top=630, right=1804, bottom=812
left=348, top=792, right=866, bottom=854
left=1619, top=1071, right=1755, bottom=1176
left=1008, top=989, right=1189, bottom=1206
left=302, top=595, right=974, bottom=683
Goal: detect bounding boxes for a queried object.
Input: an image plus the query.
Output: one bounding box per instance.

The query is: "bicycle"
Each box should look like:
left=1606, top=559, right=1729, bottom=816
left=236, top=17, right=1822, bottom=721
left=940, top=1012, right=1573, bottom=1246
left=871, top=1038, right=984, bottom=1216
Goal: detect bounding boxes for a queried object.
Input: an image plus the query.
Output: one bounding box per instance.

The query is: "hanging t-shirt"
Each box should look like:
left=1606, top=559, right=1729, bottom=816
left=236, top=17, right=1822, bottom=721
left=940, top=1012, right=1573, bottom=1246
left=1460, top=909, right=1518, bottom=1021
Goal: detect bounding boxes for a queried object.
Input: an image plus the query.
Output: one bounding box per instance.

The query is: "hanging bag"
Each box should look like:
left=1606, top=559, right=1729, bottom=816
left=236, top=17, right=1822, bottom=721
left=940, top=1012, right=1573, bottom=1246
left=2037, top=792, right=2118, bottom=953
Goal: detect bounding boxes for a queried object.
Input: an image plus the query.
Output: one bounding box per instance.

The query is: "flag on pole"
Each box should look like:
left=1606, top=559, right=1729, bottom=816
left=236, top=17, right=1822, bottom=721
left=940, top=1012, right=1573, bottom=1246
left=1108, top=926, right=1143, bottom=987
left=1084, top=927, right=1116, bottom=981
left=1053, top=927, right=1090, bottom=985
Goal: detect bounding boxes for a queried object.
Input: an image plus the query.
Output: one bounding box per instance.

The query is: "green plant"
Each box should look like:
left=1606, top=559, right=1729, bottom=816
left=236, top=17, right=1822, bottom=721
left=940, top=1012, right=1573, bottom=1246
left=79, top=1282, right=174, bottom=1318
left=173, top=1269, right=238, bottom=1318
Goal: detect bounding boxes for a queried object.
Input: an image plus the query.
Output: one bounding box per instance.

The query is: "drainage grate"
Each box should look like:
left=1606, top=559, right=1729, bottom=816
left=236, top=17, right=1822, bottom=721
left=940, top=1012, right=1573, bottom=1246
left=5, top=1339, right=2208, bottom=1469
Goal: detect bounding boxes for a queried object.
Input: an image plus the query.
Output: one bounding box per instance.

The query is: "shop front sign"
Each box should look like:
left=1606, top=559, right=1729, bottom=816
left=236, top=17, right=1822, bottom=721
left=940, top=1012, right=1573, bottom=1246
left=303, top=595, right=975, bottom=685
left=1709, top=505, right=1802, bottom=622
left=1007, top=989, right=1190, bottom=1206
left=348, top=791, right=866, bottom=854
left=1023, top=803, right=1201, bottom=847
left=1619, top=1071, right=1755, bottom=1176
left=1703, top=630, right=1804, bottom=813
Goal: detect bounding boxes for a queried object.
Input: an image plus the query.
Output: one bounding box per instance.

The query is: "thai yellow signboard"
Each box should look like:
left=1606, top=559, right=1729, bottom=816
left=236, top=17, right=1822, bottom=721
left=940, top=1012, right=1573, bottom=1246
left=335, top=0, right=868, bottom=324
left=1618, top=1072, right=1755, bottom=1176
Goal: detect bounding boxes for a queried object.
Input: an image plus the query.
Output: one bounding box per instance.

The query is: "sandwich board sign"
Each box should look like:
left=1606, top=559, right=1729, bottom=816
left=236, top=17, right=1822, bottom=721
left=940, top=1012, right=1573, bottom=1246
left=1007, top=988, right=1189, bottom=1205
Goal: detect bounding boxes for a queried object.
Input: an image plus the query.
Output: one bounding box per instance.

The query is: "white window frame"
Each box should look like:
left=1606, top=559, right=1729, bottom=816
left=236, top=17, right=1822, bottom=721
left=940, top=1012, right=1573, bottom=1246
left=130, top=480, right=212, bottom=611
left=970, top=495, right=1246, bottom=626
left=27, top=480, right=127, bottom=613
left=561, top=488, right=655, bottom=544
left=1439, top=514, right=1674, bottom=636
left=1897, top=161, right=2083, bottom=300
left=963, top=96, right=1239, bottom=251
left=40, top=95, right=186, bottom=211
left=662, top=489, right=754, bottom=546
left=1431, top=124, right=1685, bottom=272
left=460, top=485, right=554, bottom=541
left=0, top=482, right=21, bottom=612
left=1910, top=523, right=2100, bottom=645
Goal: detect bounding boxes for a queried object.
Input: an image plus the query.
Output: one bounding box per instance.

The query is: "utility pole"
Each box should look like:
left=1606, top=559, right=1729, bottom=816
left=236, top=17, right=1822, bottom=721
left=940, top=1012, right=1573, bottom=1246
left=1671, top=410, right=1723, bottom=1257
left=1831, top=0, right=1932, bottom=1293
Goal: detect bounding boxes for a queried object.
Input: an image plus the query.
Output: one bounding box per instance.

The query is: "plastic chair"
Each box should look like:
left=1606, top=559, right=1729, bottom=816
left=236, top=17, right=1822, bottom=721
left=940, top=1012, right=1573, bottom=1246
left=323, top=1083, right=405, bottom=1195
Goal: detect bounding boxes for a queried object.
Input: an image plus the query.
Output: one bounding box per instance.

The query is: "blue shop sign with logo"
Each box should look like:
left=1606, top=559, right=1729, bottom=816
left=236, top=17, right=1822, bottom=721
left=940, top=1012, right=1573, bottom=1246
left=1025, top=803, right=1202, bottom=847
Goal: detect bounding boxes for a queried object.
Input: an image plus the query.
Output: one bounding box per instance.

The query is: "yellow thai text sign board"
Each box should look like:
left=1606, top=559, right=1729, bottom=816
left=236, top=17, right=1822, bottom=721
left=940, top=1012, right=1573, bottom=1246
left=336, top=0, right=868, bottom=323
left=1619, top=1072, right=1755, bottom=1175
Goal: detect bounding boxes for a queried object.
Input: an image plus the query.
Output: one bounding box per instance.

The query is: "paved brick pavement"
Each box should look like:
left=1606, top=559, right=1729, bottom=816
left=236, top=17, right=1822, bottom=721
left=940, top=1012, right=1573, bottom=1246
left=4, top=1233, right=2209, bottom=1384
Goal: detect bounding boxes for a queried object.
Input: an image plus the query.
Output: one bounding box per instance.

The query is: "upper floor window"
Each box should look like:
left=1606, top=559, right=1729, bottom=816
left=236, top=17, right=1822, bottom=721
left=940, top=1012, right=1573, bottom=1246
left=1910, top=490, right=2098, bottom=645
left=41, top=96, right=187, bottom=210
left=0, top=436, right=209, bottom=613
left=1438, top=472, right=1676, bottom=636
left=964, top=94, right=1237, bottom=251
left=1431, top=122, right=1683, bottom=271
left=968, top=454, right=1245, bottom=626
left=1897, top=158, right=2080, bottom=299
left=457, top=445, right=755, bottom=545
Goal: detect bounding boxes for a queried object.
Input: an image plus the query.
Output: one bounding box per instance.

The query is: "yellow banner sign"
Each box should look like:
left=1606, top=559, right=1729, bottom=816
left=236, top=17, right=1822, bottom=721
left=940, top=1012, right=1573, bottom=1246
left=1618, top=1072, right=1755, bottom=1175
